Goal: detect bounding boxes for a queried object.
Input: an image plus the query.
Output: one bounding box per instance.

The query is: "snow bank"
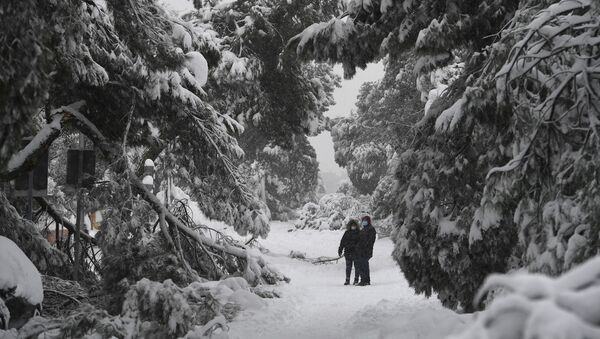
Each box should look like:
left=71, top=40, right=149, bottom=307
left=227, top=290, right=266, bottom=310
left=205, top=277, right=267, bottom=312
left=451, top=256, right=600, bottom=339
left=0, top=236, right=43, bottom=305
left=347, top=299, right=470, bottom=339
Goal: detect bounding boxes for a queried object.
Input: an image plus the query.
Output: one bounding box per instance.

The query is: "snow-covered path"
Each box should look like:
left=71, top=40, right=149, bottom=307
left=227, top=222, right=470, bottom=339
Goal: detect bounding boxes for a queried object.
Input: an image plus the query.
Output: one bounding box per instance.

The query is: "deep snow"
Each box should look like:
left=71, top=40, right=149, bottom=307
left=224, top=222, right=470, bottom=339
left=0, top=236, right=43, bottom=305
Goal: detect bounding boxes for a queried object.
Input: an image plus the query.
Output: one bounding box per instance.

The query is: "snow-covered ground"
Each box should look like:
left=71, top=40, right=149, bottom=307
left=223, top=221, right=471, bottom=339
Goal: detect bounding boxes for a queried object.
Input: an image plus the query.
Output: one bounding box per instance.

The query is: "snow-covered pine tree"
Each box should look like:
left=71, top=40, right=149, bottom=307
left=0, top=0, right=286, bottom=334
left=1, top=0, right=277, bottom=233
left=331, top=53, right=422, bottom=196
left=254, top=136, right=320, bottom=220
left=286, top=0, right=600, bottom=311
left=183, top=0, right=341, bottom=218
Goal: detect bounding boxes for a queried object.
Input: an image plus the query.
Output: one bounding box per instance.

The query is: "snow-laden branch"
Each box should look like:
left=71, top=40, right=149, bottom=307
left=68, top=114, right=246, bottom=257
left=130, top=173, right=248, bottom=259
left=486, top=144, right=530, bottom=180
left=34, top=197, right=98, bottom=246
left=452, top=256, right=600, bottom=339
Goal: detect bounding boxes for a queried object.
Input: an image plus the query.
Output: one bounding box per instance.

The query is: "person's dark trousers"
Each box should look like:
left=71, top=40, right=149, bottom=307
left=345, top=255, right=359, bottom=283
left=357, top=256, right=371, bottom=284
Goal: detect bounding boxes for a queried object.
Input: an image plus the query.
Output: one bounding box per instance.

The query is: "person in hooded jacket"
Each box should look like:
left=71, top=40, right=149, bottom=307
left=338, top=219, right=361, bottom=285
left=356, top=215, right=377, bottom=286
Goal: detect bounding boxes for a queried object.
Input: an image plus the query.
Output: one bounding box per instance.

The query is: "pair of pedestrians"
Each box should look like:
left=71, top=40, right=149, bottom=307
left=337, top=216, right=376, bottom=286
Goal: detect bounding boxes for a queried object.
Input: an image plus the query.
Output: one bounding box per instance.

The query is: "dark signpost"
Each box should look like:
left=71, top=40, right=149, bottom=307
left=66, top=149, right=96, bottom=189
left=13, top=138, right=49, bottom=220
left=66, top=135, right=96, bottom=280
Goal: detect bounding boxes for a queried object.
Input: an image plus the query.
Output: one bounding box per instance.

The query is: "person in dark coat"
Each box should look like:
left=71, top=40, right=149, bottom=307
left=356, top=215, right=377, bottom=286
left=338, top=219, right=360, bottom=285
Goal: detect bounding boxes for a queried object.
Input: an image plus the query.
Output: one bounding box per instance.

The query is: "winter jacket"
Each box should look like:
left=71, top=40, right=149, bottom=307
left=338, top=229, right=360, bottom=257
left=357, top=225, right=377, bottom=258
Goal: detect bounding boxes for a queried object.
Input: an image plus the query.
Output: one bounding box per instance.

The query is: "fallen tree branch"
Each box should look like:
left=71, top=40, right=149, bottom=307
left=61, top=99, right=288, bottom=285
left=64, top=107, right=251, bottom=261
left=130, top=174, right=249, bottom=259
left=35, top=197, right=98, bottom=246
left=44, top=289, right=82, bottom=305
left=311, top=256, right=343, bottom=264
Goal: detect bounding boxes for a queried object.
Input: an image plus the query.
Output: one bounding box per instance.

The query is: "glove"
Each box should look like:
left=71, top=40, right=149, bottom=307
left=338, top=249, right=343, bottom=257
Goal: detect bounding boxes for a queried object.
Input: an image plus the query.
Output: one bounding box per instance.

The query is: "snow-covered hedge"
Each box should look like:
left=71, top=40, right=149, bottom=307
left=45, top=279, right=227, bottom=338
left=0, top=236, right=43, bottom=329
left=450, top=257, right=600, bottom=339
left=2, top=276, right=278, bottom=338
left=295, top=193, right=368, bottom=230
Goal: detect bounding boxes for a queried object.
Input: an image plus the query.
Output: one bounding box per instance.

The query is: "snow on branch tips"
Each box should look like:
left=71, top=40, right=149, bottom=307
left=496, top=0, right=599, bottom=127
left=451, top=257, right=600, bottom=339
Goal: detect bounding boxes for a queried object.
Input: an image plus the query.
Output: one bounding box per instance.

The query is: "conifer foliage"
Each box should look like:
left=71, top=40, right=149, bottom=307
left=289, top=0, right=600, bottom=311
left=0, top=0, right=291, bottom=335
left=187, top=0, right=341, bottom=217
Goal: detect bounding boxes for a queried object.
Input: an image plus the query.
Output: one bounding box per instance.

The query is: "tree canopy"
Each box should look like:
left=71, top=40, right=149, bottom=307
left=288, top=0, right=600, bottom=311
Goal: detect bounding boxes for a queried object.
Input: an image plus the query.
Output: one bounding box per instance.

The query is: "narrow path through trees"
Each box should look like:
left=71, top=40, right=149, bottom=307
left=226, top=222, right=469, bottom=339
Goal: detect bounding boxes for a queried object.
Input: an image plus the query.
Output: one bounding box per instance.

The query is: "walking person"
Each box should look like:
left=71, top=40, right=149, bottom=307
left=356, top=215, right=376, bottom=286
left=338, top=219, right=360, bottom=285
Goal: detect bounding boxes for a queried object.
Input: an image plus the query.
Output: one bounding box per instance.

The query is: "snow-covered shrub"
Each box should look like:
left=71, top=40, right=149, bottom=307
left=56, top=279, right=228, bottom=339
left=346, top=143, right=388, bottom=195
left=336, top=180, right=359, bottom=196
left=295, top=193, right=367, bottom=230
left=318, top=193, right=365, bottom=218
left=209, top=277, right=269, bottom=320
left=450, top=257, right=600, bottom=339
left=295, top=202, right=321, bottom=230
left=120, top=279, right=219, bottom=336
left=98, top=189, right=197, bottom=313
left=0, top=236, right=43, bottom=329
left=0, top=193, right=69, bottom=278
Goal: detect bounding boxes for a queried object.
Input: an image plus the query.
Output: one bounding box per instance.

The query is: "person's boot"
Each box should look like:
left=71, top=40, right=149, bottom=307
left=353, top=277, right=359, bottom=285
left=344, top=279, right=350, bottom=285
left=358, top=281, right=367, bottom=286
